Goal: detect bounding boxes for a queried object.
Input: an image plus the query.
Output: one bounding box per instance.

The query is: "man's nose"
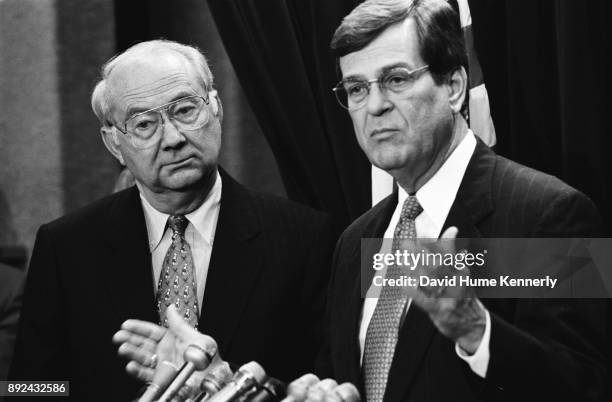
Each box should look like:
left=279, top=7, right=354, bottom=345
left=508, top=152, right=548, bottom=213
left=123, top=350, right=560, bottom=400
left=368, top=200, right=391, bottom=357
left=160, top=114, right=186, bottom=148
left=365, top=83, right=392, bottom=116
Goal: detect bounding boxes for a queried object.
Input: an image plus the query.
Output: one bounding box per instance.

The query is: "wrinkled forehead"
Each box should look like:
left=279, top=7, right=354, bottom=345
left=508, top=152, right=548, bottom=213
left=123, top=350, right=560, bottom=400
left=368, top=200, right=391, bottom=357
left=106, top=50, right=203, bottom=117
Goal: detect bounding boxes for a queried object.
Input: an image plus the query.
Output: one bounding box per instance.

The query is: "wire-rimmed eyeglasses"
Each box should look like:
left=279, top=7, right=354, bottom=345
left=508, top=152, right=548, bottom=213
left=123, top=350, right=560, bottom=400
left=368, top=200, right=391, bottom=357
left=114, top=94, right=210, bottom=149
left=332, top=65, right=429, bottom=111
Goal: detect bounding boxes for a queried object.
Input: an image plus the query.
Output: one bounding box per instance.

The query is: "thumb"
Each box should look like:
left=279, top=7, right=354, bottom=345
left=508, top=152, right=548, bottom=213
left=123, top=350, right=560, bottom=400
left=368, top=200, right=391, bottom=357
left=441, top=226, right=458, bottom=239
left=166, top=305, right=199, bottom=340
left=166, top=305, right=219, bottom=364
left=439, top=226, right=458, bottom=255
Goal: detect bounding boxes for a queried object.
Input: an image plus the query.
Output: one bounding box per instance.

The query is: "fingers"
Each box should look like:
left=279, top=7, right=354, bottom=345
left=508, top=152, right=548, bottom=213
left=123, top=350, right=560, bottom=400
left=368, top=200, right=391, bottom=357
left=112, top=319, right=165, bottom=368
left=306, top=379, right=339, bottom=402
left=125, top=360, right=155, bottom=383
left=283, top=375, right=360, bottom=402
left=118, top=319, right=166, bottom=342
left=117, top=341, right=156, bottom=367
left=284, top=374, right=320, bottom=402
left=334, top=383, right=360, bottom=402
left=114, top=320, right=167, bottom=384
left=112, top=330, right=158, bottom=353
left=116, top=309, right=221, bottom=385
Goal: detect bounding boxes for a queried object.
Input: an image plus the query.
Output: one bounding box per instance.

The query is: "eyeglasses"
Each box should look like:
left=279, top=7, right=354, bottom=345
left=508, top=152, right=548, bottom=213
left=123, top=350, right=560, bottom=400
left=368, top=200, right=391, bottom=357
left=332, top=65, right=429, bottom=111
left=115, top=95, right=210, bottom=149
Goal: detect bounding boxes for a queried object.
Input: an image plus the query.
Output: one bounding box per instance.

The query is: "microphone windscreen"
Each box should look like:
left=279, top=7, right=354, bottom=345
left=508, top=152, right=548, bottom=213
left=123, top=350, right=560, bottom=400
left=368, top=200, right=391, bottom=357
left=185, top=342, right=216, bottom=370
left=204, top=361, right=234, bottom=388
left=239, top=362, right=266, bottom=384
left=261, top=378, right=286, bottom=399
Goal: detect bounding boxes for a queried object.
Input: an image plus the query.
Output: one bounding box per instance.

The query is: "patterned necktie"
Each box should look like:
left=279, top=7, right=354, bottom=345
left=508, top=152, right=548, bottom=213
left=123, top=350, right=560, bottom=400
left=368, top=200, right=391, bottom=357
left=363, top=195, right=423, bottom=402
left=156, top=215, right=199, bottom=328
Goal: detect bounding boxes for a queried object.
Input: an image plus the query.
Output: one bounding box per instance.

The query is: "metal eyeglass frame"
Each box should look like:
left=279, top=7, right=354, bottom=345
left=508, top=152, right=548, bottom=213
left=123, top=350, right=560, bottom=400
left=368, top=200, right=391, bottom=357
left=332, top=65, right=429, bottom=110
left=113, top=94, right=210, bottom=145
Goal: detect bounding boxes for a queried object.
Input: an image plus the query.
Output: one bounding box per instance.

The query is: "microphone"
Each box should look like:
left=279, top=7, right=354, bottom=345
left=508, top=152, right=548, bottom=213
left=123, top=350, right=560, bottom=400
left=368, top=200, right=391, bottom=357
left=205, top=362, right=266, bottom=402
left=137, top=361, right=180, bottom=402
left=157, top=343, right=215, bottom=402
left=192, top=361, right=234, bottom=402
left=243, top=377, right=286, bottom=402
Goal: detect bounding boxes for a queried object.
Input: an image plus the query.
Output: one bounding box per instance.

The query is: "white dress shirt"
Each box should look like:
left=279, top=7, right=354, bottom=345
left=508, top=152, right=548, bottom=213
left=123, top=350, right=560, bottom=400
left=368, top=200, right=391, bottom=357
left=359, top=130, right=492, bottom=378
left=139, top=171, right=222, bottom=315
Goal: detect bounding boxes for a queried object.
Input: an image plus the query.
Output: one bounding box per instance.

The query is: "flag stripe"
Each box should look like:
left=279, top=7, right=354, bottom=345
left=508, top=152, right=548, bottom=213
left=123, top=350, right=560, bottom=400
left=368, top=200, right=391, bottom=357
left=463, top=25, right=484, bottom=87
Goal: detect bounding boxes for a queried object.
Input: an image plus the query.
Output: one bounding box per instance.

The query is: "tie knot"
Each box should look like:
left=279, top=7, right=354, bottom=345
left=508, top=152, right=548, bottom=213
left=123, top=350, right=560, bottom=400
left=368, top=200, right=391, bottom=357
left=168, top=215, right=189, bottom=235
left=400, top=195, right=423, bottom=221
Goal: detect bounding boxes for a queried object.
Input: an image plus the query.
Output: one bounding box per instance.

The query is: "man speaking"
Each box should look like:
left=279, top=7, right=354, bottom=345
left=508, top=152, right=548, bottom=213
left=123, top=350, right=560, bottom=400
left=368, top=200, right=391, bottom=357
left=285, top=0, right=606, bottom=401
left=9, top=40, right=333, bottom=401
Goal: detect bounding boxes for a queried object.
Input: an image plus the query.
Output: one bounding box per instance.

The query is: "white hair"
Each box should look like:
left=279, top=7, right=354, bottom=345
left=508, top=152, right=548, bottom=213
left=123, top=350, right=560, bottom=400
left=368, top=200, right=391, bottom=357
left=91, top=39, right=214, bottom=126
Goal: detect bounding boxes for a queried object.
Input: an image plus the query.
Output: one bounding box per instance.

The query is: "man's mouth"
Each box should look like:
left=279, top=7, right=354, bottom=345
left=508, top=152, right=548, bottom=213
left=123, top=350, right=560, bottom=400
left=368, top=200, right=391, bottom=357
left=370, top=128, right=399, bottom=138
left=166, top=156, right=194, bottom=167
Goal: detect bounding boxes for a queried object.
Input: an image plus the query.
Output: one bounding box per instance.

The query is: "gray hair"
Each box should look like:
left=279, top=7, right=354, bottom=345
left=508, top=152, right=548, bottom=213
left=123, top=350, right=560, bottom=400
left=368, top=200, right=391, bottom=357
left=91, top=39, right=214, bottom=126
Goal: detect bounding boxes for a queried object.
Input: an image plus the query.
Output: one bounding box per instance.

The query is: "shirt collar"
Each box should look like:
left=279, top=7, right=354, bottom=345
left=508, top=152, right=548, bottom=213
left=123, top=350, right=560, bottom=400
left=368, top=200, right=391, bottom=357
left=398, top=130, right=477, bottom=235
left=185, top=171, right=222, bottom=246
left=139, top=170, right=222, bottom=251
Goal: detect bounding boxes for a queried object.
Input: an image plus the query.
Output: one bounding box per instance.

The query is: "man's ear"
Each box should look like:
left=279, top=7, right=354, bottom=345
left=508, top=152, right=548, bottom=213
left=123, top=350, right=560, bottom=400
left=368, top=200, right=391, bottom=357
left=208, top=90, right=223, bottom=124
left=100, top=126, right=125, bottom=165
left=447, top=66, right=468, bottom=114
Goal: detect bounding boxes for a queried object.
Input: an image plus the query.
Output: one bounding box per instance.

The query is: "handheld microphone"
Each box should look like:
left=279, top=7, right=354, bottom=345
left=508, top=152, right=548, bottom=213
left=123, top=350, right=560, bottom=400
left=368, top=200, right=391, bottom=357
left=157, top=343, right=215, bottom=402
left=242, top=377, right=286, bottom=402
left=205, top=362, right=266, bottom=402
left=192, top=361, right=234, bottom=402
left=137, top=360, right=180, bottom=402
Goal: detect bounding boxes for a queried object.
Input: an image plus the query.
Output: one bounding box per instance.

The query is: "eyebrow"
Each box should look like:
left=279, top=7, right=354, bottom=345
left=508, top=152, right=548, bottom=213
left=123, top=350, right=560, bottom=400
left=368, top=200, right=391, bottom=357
left=342, top=62, right=414, bottom=81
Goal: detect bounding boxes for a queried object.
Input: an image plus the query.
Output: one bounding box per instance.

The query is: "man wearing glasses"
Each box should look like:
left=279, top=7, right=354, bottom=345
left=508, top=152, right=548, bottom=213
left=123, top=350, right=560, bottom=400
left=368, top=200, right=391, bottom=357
left=9, top=40, right=333, bottom=401
left=284, top=0, right=606, bottom=401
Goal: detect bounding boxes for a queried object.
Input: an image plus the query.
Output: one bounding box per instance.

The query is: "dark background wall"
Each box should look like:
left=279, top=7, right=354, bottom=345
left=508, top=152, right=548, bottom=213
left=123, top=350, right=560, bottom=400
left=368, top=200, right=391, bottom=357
left=1, top=0, right=116, bottom=268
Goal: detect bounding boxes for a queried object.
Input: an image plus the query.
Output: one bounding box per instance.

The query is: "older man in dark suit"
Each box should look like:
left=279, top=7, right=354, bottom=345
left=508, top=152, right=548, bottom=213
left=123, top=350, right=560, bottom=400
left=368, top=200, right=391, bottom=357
left=284, top=1, right=606, bottom=401
left=9, top=40, right=333, bottom=401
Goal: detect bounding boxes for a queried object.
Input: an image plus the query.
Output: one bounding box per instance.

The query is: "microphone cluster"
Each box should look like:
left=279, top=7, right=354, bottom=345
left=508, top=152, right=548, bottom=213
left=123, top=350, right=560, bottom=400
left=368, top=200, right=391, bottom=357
left=136, top=345, right=286, bottom=402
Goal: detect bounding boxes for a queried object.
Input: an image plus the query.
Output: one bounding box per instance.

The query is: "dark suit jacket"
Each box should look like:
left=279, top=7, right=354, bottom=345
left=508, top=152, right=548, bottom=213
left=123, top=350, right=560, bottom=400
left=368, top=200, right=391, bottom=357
left=9, top=171, right=334, bottom=401
left=318, top=140, right=606, bottom=402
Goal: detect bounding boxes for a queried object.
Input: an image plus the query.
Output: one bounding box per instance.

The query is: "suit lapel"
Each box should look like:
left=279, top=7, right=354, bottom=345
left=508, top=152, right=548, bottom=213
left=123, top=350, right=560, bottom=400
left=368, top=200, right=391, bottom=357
left=443, top=139, right=495, bottom=237
left=197, top=171, right=262, bottom=354
left=102, top=187, right=158, bottom=323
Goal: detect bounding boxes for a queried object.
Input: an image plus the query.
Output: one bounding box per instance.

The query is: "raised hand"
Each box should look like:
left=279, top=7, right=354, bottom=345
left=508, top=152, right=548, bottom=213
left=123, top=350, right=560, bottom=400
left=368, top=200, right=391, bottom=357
left=113, top=305, right=219, bottom=382
left=406, top=226, right=487, bottom=354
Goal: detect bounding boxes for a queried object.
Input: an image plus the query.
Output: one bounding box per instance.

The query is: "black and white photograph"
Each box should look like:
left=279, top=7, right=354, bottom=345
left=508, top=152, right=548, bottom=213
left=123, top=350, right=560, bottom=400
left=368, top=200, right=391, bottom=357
left=0, top=1, right=610, bottom=401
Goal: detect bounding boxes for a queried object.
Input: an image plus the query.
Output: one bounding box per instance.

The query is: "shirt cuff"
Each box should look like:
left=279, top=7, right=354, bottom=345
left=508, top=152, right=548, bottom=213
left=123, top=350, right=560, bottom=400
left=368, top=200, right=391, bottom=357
left=455, top=306, right=491, bottom=378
